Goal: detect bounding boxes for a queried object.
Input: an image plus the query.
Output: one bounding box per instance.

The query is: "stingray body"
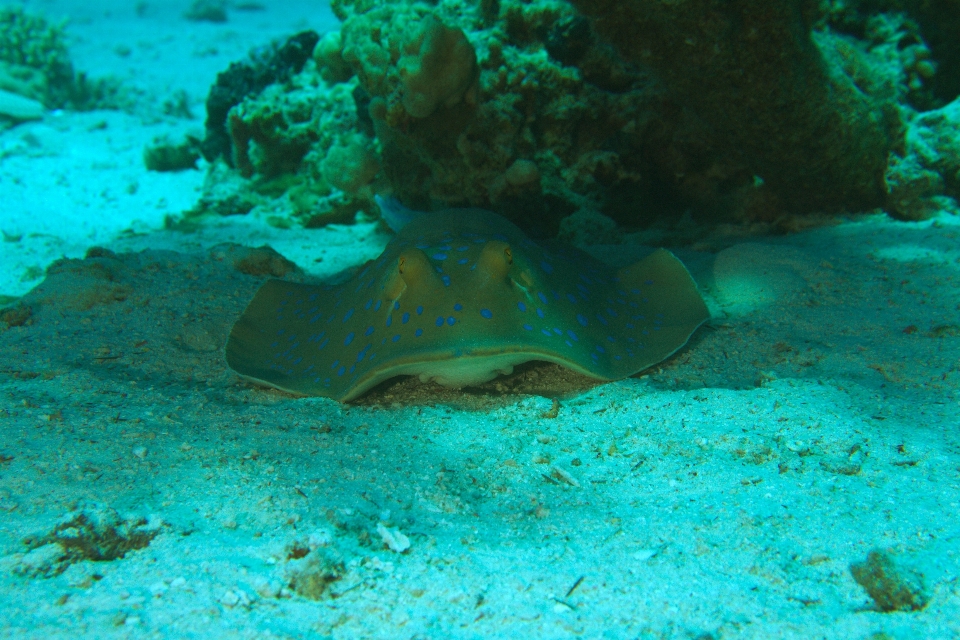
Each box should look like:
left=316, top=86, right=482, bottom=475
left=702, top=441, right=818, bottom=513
left=226, top=209, right=709, bottom=401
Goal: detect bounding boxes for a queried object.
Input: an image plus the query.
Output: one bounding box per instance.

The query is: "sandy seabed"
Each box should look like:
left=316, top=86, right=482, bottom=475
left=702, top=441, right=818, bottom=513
left=1, top=1, right=959, bottom=638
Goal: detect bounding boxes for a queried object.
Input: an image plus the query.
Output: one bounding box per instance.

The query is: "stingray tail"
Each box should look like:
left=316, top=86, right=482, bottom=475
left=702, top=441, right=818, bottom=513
left=374, top=195, right=426, bottom=233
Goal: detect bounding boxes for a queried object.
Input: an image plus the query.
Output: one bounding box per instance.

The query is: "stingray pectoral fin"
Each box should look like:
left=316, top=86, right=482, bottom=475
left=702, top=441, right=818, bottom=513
left=618, top=249, right=711, bottom=368
left=226, top=279, right=318, bottom=395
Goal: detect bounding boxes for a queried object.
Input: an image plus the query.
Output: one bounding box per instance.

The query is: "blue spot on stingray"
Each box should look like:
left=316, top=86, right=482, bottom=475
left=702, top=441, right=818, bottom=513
left=553, top=327, right=563, bottom=335
left=454, top=303, right=463, bottom=311
left=631, top=288, right=641, bottom=294
left=457, top=245, right=470, bottom=252
left=606, top=307, right=617, bottom=317
left=567, top=294, right=578, bottom=304
left=537, top=291, right=548, bottom=304
left=392, top=334, right=401, bottom=342
left=402, top=312, right=410, bottom=324
left=318, top=338, right=329, bottom=350
left=416, top=305, right=423, bottom=315
left=364, top=299, right=372, bottom=310
left=436, top=316, right=444, bottom=327
left=447, top=316, right=456, bottom=326
left=517, top=301, right=527, bottom=312
left=374, top=300, right=382, bottom=311
left=595, top=345, right=606, bottom=353
left=337, top=366, right=345, bottom=377
left=293, top=357, right=302, bottom=365
left=415, top=328, right=423, bottom=337
left=645, top=279, right=654, bottom=285
left=369, top=353, right=377, bottom=361
left=607, top=335, right=615, bottom=342
left=480, top=308, right=492, bottom=319
left=565, top=340, right=573, bottom=347
left=537, top=308, right=545, bottom=318
left=344, top=332, right=355, bottom=346
left=343, top=308, right=354, bottom=322
left=596, top=313, right=608, bottom=326
left=310, top=314, right=322, bottom=323
left=349, top=365, right=356, bottom=374
left=364, top=326, right=374, bottom=336
left=394, top=301, right=400, bottom=310
left=458, top=258, right=469, bottom=265
left=523, top=323, right=533, bottom=331
left=270, top=341, right=279, bottom=348
left=567, top=330, right=579, bottom=341
left=386, top=315, right=393, bottom=327
left=432, top=253, right=448, bottom=261
left=541, top=261, right=554, bottom=274
left=542, top=328, right=552, bottom=336
left=441, top=275, right=451, bottom=287
left=277, top=329, right=285, bottom=336
left=615, top=355, right=622, bottom=361
left=415, top=242, right=430, bottom=249
left=330, top=359, right=340, bottom=370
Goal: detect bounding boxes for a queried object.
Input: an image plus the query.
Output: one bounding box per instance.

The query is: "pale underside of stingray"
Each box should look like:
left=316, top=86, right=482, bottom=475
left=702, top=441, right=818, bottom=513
left=226, top=208, right=710, bottom=402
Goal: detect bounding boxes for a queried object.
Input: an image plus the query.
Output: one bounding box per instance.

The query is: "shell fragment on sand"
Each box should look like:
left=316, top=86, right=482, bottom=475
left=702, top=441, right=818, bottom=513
left=226, top=209, right=710, bottom=401
left=0, top=89, right=45, bottom=121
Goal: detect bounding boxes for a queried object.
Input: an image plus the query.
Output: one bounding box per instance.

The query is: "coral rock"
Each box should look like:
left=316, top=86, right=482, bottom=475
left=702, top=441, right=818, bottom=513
left=398, top=15, right=478, bottom=118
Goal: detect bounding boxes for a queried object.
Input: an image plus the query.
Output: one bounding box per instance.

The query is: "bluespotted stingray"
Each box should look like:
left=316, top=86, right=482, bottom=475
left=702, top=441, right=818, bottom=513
left=226, top=208, right=709, bottom=401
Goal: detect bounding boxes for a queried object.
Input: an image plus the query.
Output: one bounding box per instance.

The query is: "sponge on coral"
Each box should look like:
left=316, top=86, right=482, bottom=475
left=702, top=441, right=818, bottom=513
left=397, top=15, right=477, bottom=118
left=321, top=134, right=380, bottom=194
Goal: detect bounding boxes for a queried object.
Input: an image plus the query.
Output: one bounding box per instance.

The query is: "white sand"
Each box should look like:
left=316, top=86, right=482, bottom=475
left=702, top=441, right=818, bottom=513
left=1, top=1, right=958, bottom=638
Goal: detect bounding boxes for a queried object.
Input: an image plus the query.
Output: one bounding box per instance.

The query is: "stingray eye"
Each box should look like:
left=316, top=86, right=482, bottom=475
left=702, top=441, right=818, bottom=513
left=397, top=256, right=406, bottom=274
left=504, top=247, right=513, bottom=264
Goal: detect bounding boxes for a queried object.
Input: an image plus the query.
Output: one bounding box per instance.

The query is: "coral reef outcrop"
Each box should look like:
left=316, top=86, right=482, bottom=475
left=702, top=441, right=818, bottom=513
left=568, top=0, right=901, bottom=215
left=200, top=31, right=320, bottom=165
left=193, top=0, right=960, bottom=236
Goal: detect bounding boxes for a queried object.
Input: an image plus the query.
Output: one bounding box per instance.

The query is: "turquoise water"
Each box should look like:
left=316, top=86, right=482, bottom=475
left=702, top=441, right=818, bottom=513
left=0, top=1, right=958, bottom=637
